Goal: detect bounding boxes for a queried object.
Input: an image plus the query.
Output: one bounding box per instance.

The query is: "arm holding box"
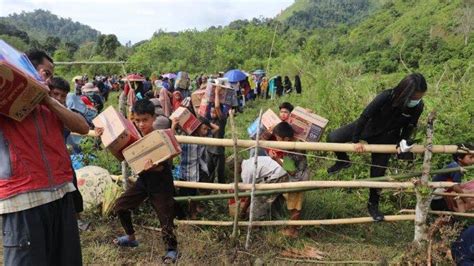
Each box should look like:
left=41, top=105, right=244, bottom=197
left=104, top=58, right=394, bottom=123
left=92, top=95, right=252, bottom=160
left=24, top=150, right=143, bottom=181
left=43, top=95, right=89, bottom=135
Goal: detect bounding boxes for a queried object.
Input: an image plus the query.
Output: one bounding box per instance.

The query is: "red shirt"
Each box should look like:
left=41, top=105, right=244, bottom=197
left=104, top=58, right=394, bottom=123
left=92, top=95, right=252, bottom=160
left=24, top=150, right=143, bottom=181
left=0, top=105, right=73, bottom=199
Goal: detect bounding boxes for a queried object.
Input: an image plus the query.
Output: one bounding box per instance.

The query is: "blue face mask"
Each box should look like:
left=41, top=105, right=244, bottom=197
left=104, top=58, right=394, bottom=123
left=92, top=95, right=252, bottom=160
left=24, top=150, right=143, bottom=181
left=406, top=99, right=421, bottom=108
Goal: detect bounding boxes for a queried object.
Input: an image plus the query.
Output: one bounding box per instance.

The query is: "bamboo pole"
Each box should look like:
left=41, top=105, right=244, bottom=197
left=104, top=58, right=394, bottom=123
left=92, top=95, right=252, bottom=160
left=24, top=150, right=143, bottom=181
left=173, top=180, right=455, bottom=190
left=414, top=112, right=436, bottom=246
left=54, top=61, right=126, bottom=65
left=75, top=131, right=466, bottom=155
left=246, top=109, right=263, bottom=250
left=275, top=258, right=379, bottom=265
left=229, top=110, right=240, bottom=240
left=400, top=209, right=474, bottom=218
left=175, top=214, right=415, bottom=226
left=174, top=187, right=313, bottom=202
left=433, top=192, right=474, bottom=198
left=366, top=165, right=474, bottom=182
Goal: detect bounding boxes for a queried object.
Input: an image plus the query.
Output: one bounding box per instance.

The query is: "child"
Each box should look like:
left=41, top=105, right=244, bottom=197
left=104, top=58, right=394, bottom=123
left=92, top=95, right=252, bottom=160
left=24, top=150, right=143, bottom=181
left=207, top=85, right=228, bottom=184
left=49, top=76, right=89, bottom=230
left=278, top=102, right=294, bottom=122
left=270, top=122, right=309, bottom=237
left=431, top=143, right=474, bottom=211
left=103, top=99, right=179, bottom=263
left=262, top=101, right=295, bottom=158
left=172, top=115, right=219, bottom=218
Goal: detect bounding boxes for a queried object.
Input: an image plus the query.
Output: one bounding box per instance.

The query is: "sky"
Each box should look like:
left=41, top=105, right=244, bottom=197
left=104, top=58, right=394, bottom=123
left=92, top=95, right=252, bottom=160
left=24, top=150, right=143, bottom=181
left=0, top=0, right=294, bottom=44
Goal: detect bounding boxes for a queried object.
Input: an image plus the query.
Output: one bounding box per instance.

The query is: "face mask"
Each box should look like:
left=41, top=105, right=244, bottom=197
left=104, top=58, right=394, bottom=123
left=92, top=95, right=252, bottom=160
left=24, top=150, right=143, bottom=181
left=406, top=99, right=421, bottom=108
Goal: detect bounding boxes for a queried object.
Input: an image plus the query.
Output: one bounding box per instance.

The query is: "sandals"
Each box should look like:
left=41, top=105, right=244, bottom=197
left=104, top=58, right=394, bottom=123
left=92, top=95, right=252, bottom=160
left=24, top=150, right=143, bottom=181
left=162, top=249, right=179, bottom=264
left=113, top=235, right=139, bottom=247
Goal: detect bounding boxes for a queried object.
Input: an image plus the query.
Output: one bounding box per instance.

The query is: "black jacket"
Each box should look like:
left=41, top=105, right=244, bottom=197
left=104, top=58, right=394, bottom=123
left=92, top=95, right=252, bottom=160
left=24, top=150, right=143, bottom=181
left=352, top=89, right=424, bottom=143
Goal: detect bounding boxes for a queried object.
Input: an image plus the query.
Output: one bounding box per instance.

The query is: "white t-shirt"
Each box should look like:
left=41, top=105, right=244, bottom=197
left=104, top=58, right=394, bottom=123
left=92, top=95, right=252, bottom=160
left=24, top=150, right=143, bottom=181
left=241, top=156, right=287, bottom=184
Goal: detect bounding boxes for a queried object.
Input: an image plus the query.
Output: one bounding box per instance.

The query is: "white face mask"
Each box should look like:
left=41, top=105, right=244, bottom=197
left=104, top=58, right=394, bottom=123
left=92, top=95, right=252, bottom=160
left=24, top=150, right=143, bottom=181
left=406, top=99, right=421, bottom=108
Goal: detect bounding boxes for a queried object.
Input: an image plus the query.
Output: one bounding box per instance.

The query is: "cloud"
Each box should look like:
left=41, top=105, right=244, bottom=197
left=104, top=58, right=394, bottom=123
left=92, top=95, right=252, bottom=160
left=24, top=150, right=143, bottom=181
left=0, top=0, right=293, bottom=44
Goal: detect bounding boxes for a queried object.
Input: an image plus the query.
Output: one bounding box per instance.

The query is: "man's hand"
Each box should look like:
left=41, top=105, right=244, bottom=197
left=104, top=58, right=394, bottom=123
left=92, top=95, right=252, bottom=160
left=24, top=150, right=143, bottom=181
left=94, top=127, right=104, bottom=137
left=354, top=142, right=366, bottom=153
left=171, top=117, right=179, bottom=129
left=143, top=159, right=155, bottom=171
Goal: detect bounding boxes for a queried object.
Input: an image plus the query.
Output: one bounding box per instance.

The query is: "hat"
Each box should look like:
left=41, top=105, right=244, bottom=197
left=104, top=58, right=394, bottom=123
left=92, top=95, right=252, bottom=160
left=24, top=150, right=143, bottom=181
left=149, top=98, right=164, bottom=116
left=72, top=75, right=83, bottom=83
left=81, top=83, right=100, bottom=94
left=210, top=77, right=231, bottom=89
left=122, top=74, right=145, bottom=82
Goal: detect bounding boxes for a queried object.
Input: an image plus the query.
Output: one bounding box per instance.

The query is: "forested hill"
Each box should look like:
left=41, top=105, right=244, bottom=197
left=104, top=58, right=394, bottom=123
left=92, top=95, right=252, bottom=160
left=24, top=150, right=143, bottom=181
left=276, top=0, right=384, bottom=29
left=126, top=0, right=472, bottom=76
left=0, top=9, right=100, bottom=45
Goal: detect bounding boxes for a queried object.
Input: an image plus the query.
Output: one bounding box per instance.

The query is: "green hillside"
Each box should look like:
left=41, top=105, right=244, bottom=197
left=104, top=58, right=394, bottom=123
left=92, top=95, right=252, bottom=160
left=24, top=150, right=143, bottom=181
left=0, top=9, right=100, bottom=44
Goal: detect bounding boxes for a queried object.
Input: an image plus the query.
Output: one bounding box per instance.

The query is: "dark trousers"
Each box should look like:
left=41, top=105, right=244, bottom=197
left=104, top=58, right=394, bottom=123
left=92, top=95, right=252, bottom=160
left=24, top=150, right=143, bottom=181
left=327, top=121, right=397, bottom=205
left=207, top=152, right=226, bottom=184
left=2, top=193, right=82, bottom=266
left=113, top=180, right=177, bottom=251
left=431, top=198, right=449, bottom=211
left=71, top=168, right=84, bottom=214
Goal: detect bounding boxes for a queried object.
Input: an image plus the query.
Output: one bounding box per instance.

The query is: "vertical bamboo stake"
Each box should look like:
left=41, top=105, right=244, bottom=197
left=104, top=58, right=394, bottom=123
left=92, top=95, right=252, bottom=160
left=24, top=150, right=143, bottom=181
left=120, top=63, right=132, bottom=189
left=414, top=111, right=436, bottom=246
left=245, top=109, right=263, bottom=249
left=230, top=110, right=240, bottom=240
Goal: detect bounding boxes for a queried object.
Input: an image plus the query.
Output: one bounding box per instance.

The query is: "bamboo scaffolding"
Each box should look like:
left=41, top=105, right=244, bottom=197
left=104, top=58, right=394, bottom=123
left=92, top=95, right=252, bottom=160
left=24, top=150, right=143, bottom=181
left=173, top=180, right=455, bottom=190
left=77, top=131, right=466, bottom=154
left=175, top=214, right=415, bottom=226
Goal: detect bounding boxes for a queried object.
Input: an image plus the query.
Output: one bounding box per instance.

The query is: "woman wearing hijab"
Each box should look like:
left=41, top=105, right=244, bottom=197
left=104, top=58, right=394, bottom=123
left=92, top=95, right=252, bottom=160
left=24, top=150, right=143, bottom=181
left=172, top=91, right=183, bottom=111
left=284, top=76, right=292, bottom=94
left=275, top=76, right=283, bottom=97
left=159, top=87, right=172, bottom=117
left=326, top=73, right=427, bottom=221
left=294, top=75, right=302, bottom=94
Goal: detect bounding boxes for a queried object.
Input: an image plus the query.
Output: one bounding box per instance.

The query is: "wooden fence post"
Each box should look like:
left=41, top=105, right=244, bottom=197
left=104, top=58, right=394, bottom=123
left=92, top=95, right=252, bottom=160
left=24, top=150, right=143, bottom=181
left=229, top=110, right=240, bottom=240
left=414, top=111, right=436, bottom=246
left=245, top=109, right=263, bottom=249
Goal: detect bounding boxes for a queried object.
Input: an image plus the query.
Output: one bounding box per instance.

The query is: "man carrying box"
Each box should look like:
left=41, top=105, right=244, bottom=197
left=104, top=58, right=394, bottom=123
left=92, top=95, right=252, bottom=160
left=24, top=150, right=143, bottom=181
left=0, top=49, right=88, bottom=265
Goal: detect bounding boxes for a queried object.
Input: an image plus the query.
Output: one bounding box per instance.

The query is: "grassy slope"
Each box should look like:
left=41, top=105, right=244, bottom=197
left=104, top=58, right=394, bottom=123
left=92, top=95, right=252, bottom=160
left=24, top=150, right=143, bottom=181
left=276, top=0, right=310, bottom=21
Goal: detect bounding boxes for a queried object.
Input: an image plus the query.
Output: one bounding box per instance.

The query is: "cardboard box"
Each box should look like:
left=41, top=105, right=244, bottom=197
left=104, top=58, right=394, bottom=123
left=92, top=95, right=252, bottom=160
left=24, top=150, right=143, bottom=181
left=122, top=129, right=182, bottom=174
left=288, top=106, right=328, bottom=142
left=247, top=109, right=281, bottom=140
left=206, top=84, right=235, bottom=106
left=169, top=106, right=201, bottom=135
left=0, top=40, right=48, bottom=121
left=191, top=89, right=206, bottom=114
left=92, top=106, right=141, bottom=160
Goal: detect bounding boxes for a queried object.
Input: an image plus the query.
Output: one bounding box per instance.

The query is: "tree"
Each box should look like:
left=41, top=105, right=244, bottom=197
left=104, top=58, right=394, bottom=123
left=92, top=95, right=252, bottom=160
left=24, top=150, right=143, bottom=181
left=95, top=34, right=121, bottom=58
left=43, top=36, right=61, bottom=54
left=457, top=0, right=474, bottom=45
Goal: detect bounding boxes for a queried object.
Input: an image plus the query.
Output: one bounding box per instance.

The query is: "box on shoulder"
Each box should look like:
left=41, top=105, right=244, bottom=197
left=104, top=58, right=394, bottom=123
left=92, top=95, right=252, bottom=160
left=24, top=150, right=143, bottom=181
left=92, top=106, right=141, bottom=161
left=288, top=106, right=328, bottom=142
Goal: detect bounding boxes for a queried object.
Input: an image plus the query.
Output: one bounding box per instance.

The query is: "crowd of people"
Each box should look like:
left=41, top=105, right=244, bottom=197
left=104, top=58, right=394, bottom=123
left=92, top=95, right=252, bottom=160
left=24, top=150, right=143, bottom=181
left=1, top=48, right=473, bottom=265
